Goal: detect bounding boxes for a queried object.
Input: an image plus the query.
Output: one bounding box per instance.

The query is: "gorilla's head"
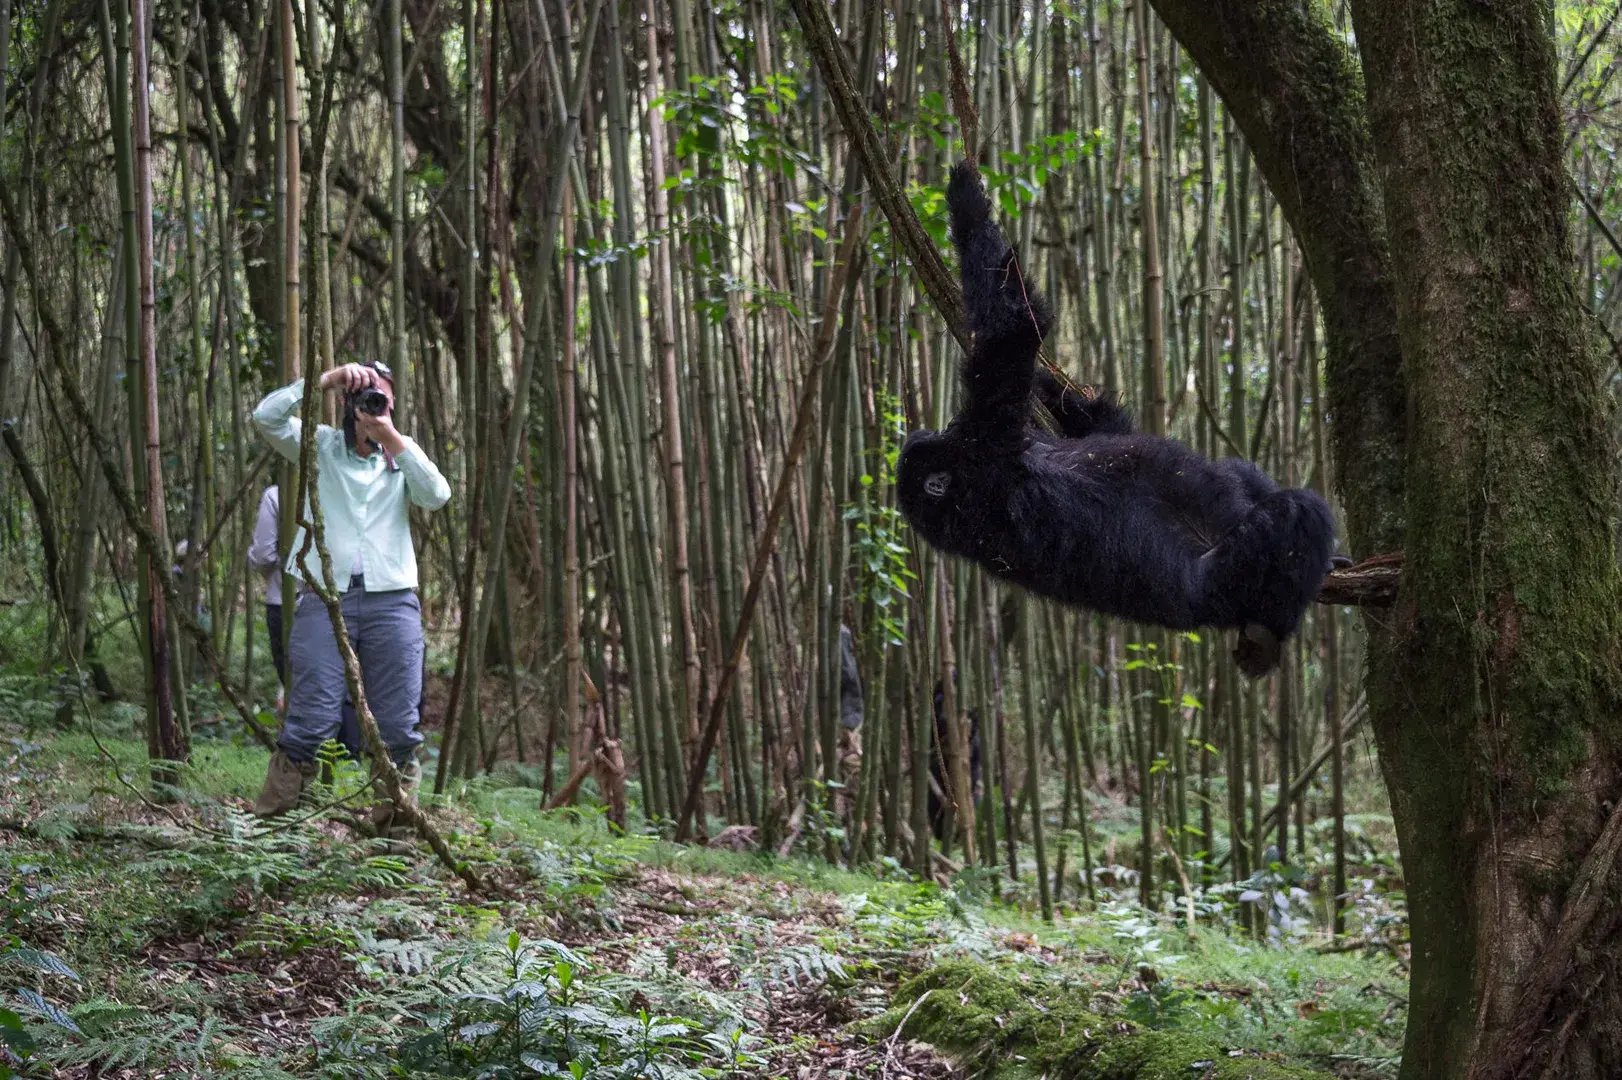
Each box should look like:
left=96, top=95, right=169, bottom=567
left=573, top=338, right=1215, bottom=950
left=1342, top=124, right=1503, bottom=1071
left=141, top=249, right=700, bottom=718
left=896, top=427, right=993, bottom=559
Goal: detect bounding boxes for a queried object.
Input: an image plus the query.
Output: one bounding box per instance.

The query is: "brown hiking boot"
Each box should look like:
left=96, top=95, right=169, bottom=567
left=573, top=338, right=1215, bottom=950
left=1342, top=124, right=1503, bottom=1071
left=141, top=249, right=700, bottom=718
left=371, top=758, right=422, bottom=835
left=253, top=751, right=317, bottom=817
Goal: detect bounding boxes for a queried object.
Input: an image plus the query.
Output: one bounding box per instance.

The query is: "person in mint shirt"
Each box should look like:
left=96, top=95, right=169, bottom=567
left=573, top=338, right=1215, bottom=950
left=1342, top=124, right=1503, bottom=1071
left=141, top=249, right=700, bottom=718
left=249, top=360, right=450, bottom=828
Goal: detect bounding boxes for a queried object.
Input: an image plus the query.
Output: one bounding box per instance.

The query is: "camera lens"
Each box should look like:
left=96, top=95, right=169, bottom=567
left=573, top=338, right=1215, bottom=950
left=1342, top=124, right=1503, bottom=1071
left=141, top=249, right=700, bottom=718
left=356, top=388, right=389, bottom=416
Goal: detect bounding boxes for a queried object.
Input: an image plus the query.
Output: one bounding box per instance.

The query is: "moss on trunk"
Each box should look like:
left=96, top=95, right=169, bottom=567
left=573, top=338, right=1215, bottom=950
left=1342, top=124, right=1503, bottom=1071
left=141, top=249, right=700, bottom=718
left=1352, top=2, right=1622, bottom=1076
left=869, top=961, right=1326, bottom=1079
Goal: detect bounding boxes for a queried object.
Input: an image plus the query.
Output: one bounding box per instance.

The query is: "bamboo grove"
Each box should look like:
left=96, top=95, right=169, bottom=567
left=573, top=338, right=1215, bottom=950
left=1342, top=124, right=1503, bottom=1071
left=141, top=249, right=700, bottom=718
left=3, top=0, right=1621, bottom=928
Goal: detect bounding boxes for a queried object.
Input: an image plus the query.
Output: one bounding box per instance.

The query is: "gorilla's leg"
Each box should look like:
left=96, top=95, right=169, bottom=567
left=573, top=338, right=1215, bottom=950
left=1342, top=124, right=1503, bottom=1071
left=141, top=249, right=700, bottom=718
left=1220, top=459, right=1352, bottom=570
left=1215, top=459, right=1287, bottom=512
left=1195, top=488, right=1336, bottom=676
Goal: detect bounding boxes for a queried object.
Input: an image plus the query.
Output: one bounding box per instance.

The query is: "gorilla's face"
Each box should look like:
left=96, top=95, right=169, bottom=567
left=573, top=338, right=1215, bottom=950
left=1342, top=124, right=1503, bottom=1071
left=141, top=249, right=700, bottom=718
left=897, top=429, right=980, bottom=556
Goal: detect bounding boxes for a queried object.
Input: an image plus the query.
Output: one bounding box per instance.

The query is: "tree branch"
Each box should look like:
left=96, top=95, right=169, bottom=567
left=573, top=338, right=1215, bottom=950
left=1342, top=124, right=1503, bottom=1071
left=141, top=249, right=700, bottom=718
left=1318, top=553, right=1401, bottom=608
left=784, top=0, right=968, bottom=352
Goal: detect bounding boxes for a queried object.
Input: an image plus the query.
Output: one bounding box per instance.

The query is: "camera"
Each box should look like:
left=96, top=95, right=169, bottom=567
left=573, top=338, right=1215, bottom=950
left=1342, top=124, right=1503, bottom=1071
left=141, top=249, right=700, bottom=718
left=353, top=388, right=389, bottom=416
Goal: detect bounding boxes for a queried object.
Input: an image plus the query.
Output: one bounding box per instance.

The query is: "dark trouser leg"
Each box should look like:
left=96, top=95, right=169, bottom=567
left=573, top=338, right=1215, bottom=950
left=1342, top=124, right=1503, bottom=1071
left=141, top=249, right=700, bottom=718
left=338, top=701, right=363, bottom=759
left=266, top=603, right=287, bottom=686
left=341, top=641, right=424, bottom=761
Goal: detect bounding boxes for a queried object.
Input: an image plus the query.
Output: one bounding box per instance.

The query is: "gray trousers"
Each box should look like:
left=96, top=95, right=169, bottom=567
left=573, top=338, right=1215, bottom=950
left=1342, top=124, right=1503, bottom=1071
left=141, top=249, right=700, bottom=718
left=281, top=576, right=424, bottom=765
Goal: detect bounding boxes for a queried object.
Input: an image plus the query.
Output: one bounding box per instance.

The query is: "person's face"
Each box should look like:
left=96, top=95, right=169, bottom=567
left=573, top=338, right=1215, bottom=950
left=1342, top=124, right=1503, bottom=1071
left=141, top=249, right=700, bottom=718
left=352, top=373, right=397, bottom=454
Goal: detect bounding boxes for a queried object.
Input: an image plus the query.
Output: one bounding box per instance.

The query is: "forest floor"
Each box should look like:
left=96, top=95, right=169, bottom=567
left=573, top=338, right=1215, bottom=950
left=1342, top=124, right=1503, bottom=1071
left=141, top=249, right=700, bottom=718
left=0, top=721, right=1406, bottom=1079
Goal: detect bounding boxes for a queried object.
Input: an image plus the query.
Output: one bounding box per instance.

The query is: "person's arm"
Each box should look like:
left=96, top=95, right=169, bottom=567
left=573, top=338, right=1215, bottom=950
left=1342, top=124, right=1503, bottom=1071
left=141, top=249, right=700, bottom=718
left=393, top=437, right=452, bottom=510
left=248, top=489, right=280, bottom=570
left=356, top=412, right=452, bottom=510
left=251, top=379, right=307, bottom=463
left=256, top=365, right=382, bottom=462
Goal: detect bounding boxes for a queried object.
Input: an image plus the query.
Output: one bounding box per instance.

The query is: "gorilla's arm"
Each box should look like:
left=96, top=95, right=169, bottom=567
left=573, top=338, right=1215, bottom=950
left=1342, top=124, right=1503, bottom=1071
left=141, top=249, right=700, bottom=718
left=948, top=164, right=1054, bottom=435
left=1031, top=368, right=1134, bottom=439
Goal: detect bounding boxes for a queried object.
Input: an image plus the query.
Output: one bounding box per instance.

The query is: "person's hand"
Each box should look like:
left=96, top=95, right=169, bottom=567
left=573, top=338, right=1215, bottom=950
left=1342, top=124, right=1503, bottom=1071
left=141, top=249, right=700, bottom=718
left=319, top=363, right=382, bottom=392
left=355, top=410, right=405, bottom=456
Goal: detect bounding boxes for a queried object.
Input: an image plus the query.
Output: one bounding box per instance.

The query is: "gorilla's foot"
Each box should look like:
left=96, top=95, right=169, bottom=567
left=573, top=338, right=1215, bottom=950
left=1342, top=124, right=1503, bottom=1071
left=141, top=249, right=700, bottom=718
left=1233, top=623, right=1281, bottom=678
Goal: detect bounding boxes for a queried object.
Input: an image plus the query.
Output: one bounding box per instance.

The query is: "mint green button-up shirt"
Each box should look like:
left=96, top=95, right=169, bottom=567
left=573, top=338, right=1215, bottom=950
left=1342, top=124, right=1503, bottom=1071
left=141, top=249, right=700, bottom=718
left=252, top=379, right=451, bottom=593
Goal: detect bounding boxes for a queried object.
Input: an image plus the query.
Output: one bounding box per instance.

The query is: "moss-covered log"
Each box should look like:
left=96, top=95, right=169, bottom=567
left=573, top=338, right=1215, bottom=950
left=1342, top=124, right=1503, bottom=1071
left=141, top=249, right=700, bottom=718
left=871, top=961, right=1326, bottom=1080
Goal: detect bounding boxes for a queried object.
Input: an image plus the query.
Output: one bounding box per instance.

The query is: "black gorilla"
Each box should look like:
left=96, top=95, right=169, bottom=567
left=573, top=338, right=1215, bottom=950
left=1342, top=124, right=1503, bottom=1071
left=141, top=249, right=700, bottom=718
left=897, top=164, right=1337, bottom=676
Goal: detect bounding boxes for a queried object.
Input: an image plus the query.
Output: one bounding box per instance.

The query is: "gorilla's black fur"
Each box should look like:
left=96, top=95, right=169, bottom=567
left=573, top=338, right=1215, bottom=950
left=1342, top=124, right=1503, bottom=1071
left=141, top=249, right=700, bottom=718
left=897, top=164, right=1337, bottom=676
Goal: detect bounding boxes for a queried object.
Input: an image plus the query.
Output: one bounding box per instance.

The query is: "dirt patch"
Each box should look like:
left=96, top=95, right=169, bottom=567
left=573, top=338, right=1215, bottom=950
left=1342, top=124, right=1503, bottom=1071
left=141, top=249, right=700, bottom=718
left=138, top=936, right=362, bottom=1055
left=762, top=994, right=958, bottom=1079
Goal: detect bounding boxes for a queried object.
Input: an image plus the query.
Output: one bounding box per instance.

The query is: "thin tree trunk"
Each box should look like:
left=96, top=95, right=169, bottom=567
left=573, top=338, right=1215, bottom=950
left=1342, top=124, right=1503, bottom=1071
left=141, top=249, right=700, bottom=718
left=439, top=0, right=601, bottom=787
left=1020, top=598, right=1052, bottom=920
left=674, top=202, right=865, bottom=843
left=642, top=0, right=702, bottom=787
left=1134, top=0, right=1165, bottom=436
left=388, top=0, right=408, bottom=401
left=558, top=188, right=581, bottom=798
left=132, top=0, right=183, bottom=769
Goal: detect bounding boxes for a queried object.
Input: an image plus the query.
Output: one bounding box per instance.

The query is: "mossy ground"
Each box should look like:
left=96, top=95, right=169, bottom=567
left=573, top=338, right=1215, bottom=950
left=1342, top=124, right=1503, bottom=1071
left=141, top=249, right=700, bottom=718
left=874, top=959, right=1325, bottom=1079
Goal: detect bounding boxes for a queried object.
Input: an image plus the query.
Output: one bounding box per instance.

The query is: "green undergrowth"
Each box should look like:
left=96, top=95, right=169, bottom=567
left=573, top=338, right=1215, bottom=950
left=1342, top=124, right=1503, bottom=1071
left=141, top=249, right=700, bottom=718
left=0, top=722, right=1403, bottom=1078
left=872, top=959, right=1323, bottom=1079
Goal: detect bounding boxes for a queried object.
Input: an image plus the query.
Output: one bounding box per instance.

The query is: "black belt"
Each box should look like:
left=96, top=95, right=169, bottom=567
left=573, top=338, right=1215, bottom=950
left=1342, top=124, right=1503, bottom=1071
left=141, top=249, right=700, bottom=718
left=299, top=573, right=366, bottom=595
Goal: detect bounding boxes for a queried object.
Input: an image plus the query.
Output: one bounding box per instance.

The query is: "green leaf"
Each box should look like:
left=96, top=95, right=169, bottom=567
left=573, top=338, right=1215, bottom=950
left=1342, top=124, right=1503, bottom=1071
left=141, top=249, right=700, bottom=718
left=521, top=1050, right=566, bottom=1075
left=0, top=1004, right=32, bottom=1050
left=12, top=989, right=80, bottom=1035
left=1, top=949, right=78, bottom=982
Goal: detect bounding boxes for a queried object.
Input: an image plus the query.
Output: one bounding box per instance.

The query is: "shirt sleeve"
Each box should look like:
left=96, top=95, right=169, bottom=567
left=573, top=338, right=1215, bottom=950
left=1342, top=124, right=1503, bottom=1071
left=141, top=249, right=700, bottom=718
left=252, top=379, right=309, bottom=464
left=393, top=437, right=452, bottom=511
left=248, top=489, right=280, bottom=570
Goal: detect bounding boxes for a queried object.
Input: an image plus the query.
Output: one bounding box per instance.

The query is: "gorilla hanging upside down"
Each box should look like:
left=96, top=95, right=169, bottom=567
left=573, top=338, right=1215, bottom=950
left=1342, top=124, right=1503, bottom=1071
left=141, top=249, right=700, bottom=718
left=897, top=164, right=1337, bottom=677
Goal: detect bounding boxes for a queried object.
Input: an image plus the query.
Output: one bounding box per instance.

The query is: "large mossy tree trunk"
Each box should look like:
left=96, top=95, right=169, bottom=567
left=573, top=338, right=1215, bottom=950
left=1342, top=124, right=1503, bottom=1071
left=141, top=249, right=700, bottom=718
left=1150, top=2, right=1622, bottom=1078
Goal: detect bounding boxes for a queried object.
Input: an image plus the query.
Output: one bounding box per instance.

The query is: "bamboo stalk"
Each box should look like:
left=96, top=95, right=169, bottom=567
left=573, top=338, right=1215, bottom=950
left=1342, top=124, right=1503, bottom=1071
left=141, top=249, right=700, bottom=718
left=674, top=202, right=866, bottom=843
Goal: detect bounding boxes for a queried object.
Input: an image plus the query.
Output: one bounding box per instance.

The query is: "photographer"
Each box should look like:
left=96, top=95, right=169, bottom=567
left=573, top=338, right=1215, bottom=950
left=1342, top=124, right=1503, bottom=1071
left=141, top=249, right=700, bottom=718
left=248, top=361, right=450, bottom=827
